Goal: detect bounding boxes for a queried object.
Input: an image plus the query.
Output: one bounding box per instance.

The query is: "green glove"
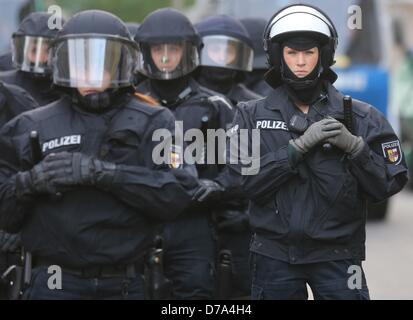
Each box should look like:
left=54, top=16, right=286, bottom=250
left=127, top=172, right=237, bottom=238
left=327, top=125, right=364, bottom=155
left=290, top=117, right=343, bottom=154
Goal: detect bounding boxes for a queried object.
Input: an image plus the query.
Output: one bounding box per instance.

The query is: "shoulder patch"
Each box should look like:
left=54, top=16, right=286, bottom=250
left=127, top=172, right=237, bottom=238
left=382, top=140, right=402, bottom=165
left=168, top=145, right=183, bottom=169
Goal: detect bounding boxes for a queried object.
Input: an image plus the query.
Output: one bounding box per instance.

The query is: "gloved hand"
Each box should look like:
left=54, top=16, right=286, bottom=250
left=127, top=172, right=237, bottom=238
left=15, top=154, right=65, bottom=199
left=327, top=124, right=364, bottom=155
left=40, top=152, right=117, bottom=190
left=0, top=230, right=21, bottom=252
left=213, top=209, right=250, bottom=232
left=193, top=179, right=225, bottom=203
left=290, top=117, right=343, bottom=154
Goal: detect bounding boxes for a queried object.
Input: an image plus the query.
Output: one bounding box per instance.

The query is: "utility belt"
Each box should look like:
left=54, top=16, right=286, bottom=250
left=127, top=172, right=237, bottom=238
left=33, top=257, right=143, bottom=279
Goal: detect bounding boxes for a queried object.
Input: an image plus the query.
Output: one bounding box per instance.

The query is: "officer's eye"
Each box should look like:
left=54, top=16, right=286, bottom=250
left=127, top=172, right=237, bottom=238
left=287, top=50, right=297, bottom=55
left=169, top=46, right=181, bottom=53
left=151, top=45, right=163, bottom=53
left=305, top=50, right=315, bottom=55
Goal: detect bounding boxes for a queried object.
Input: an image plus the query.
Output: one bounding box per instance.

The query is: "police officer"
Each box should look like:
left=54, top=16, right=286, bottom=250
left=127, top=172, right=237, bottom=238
left=0, top=10, right=198, bottom=300
left=135, top=8, right=238, bottom=299
left=195, top=15, right=262, bottom=104
left=0, top=82, right=38, bottom=299
left=239, top=17, right=272, bottom=97
left=0, top=12, right=64, bottom=106
left=194, top=14, right=258, bottom=298
left=227, top=4, right=408, bottom=300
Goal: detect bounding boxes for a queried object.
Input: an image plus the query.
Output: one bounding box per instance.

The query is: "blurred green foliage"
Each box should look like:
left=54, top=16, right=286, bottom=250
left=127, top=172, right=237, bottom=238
left=50, top=0, right=195, bottom=23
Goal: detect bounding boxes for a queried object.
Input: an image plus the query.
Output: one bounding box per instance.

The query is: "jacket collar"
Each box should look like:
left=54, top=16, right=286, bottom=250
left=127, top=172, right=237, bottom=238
left=324, top=82, right=347, bottom=120
left=138, top=78, right=198, bottom=107
left=264, top=81, right=348, bottom=120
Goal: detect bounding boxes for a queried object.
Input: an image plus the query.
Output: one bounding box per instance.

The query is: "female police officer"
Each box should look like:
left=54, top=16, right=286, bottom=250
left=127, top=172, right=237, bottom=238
left=135, top=8, right=238, bottom=299
left=0, top=13, right=64, bottom=106
left=227, top=4, right=408, bottom=300
left=194, top=14, right=260, bottom=298
left=0, top=10, right=198, bottom=300
left=195, top=14, right=262, bottom=105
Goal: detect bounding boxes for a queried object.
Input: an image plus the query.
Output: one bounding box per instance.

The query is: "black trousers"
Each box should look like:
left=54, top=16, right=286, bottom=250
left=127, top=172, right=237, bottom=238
left=251, top=252, right=370, bottom=300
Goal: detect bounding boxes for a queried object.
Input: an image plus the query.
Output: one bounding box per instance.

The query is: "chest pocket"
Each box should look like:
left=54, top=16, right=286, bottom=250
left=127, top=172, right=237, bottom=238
left=102, top=129, right=142, bottom=165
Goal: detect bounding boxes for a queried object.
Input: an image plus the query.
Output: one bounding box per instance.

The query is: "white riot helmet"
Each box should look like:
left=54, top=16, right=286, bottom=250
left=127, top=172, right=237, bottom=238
left=263, top=4, right=338, bottom=70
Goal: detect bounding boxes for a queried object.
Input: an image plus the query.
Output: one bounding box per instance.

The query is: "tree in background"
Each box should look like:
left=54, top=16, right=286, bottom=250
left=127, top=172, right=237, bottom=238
left=51, top=0, right=194, bottom=23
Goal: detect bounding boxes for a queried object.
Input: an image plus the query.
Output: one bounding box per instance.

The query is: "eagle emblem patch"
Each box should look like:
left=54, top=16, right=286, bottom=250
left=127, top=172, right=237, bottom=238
left=382, top=140, right=402, bottom=165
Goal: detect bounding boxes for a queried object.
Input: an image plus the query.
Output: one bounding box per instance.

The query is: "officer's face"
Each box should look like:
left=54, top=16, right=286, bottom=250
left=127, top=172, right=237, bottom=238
left=26, top=41, right=49, bottom=64
left=77, top=70, right=112, bottom=96
left=283, top=46, right=319, bottom=78
left=206, top=42, right=237, bottom=65
left=150, top=43, right=184, bottom=72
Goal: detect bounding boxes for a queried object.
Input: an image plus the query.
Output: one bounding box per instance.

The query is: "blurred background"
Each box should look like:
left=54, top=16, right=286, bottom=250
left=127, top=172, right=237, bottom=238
left=1, top=0, right=413, bottom=299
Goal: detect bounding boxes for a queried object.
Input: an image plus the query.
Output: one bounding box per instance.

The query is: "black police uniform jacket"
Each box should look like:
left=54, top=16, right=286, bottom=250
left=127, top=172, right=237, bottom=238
left=0, top=81, right=38, bottom=128
left=0, top=69, right=61, bottom=106
left=247, top=78, right=272, bottom=98
left=227, top=83, right=263, bottom=106
left=136, top=78, right=237, bottom=189
left=0, top=94, right=198, bottom=268
left=228, top=82, right=408, bottom=264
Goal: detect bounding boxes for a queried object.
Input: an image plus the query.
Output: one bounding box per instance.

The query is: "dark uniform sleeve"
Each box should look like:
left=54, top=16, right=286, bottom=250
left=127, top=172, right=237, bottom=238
left=0, top=83, right=39, bottom=116
left=348, top=107, right=408, bottom=202
left=207, top=95, right=249, bottom=201
left=226, top=104, right=298, bottom=205
left=0, top=82, right=38, bottom=128
left=3, top=83, right=39, bottom=112
left=0, top=117, right=34, bottom=232
left=104, top=108, right=199, bottom=221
